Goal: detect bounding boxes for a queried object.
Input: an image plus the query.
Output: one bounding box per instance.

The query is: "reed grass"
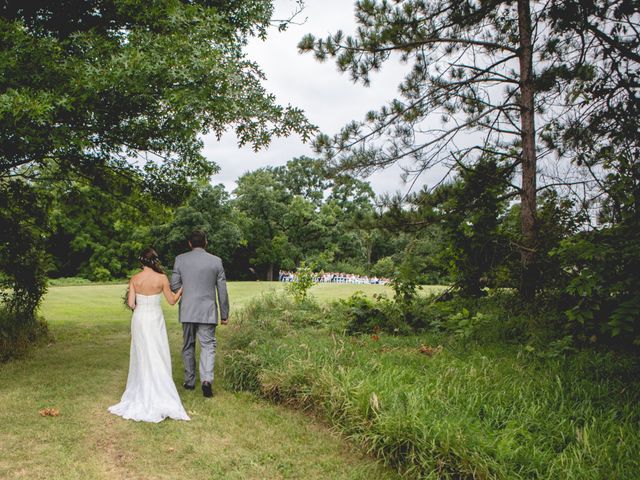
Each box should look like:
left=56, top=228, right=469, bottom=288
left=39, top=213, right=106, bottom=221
left=222, top=291, right=640, bottom=479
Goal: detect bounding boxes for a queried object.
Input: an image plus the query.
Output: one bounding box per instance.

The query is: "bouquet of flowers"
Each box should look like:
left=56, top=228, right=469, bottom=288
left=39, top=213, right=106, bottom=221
left=122, top=287, right=134, bottom=311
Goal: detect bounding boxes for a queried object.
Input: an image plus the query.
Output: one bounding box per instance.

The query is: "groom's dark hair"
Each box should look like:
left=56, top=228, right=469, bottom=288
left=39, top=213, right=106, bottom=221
left=189, top=230, right=207, bottom=248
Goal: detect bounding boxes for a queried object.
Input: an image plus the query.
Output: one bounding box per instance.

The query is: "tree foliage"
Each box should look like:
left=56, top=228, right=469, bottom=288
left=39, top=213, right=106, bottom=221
left=0, top=179, right=49, bottom=319
left=0, top=0, right=315, bottom=330
left=45, top=171, right=160, bottom=281
left=0, top=0, right=314, bottom=196
left=298, top=0, right=639, bottom=299
left=152, top=184, right=245, bottom=268
left=434, top=158, right=512, bottom=296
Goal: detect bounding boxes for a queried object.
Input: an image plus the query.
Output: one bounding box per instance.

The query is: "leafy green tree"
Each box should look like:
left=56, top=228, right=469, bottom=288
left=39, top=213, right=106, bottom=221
left=1, top=0, right=314, bottom=325
left=410, top=159, right=511, bottom=296
left=272, top=156, right=329, bottom=207
left=0, top=179, right=49, bottom=319
left=298, top=0, right=632, bottom=298
left=45, top=173, right=159, bottom=280
left=234, top=158, right=382, bottom=279
left=1, top=1, right=314, bottom=195
left=152, top=184, right=245, bottom=268
left=234, top=169, right=291, bottom=280
left=324, top=175, right=377, bottom=268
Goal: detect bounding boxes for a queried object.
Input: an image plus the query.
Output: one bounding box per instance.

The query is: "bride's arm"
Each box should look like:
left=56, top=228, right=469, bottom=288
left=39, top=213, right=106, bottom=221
left=162, top=275, right=183, bottom=305
left=127, top=279, right=136, bottom=310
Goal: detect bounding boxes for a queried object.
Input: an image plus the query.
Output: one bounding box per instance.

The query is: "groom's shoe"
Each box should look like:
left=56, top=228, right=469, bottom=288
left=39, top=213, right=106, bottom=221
left=183, top=383, right=195, bottom=391
left=202, top=381, right=213, bottom=398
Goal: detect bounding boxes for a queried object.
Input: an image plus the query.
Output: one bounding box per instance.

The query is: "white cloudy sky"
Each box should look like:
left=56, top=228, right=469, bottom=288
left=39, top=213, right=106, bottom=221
left=202, top=0, right=443, bottom=196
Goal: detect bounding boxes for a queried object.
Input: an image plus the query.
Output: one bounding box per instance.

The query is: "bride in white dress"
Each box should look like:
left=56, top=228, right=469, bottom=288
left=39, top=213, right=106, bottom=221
left=109, top=248, right=190, bottom=422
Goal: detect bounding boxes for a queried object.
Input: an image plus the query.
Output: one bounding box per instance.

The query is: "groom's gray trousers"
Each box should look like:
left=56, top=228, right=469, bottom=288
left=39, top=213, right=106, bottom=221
left=182, top=323, right=216, bottom=386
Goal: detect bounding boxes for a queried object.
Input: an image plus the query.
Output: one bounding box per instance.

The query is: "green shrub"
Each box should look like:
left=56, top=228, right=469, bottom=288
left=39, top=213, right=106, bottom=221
left=91, top=266, right=112, bottom=282
left=555, top=226, right=640, bottom=346
left=338, top=290, right=540, bottom=344
left=0, top=307, right=50, bottom=362
left=341, top=293, right=412, bottom=335
left=286, top=262, right=315, bottom=303
left=371, top=256, right=395, bottom=278
left=235, top=290, right=328, bottom=332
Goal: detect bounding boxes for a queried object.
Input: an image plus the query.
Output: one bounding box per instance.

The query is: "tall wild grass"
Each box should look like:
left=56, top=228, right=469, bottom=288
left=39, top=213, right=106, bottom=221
left=222, top=291, right=640, bottom=479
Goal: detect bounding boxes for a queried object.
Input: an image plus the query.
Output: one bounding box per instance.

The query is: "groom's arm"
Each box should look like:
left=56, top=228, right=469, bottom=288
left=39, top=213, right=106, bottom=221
left=216, top=263, right=229, bottom=323
left=170, top=257, right=182, bottom=292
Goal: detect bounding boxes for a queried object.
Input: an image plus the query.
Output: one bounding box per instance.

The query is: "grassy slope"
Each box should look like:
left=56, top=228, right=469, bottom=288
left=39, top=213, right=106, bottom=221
left=0, top=282, right=401, bottom=480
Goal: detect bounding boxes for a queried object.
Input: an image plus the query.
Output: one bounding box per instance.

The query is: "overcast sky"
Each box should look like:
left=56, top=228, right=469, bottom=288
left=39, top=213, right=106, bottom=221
left=202, top=0, right=438, bottom=196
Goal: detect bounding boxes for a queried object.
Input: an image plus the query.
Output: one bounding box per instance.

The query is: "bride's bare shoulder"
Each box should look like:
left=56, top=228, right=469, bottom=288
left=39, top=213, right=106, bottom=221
left=148, top=270, right=169, bottom=283
left=130, top=271, right=142, bottom=280
left=129, top=271, right=145, bottom=285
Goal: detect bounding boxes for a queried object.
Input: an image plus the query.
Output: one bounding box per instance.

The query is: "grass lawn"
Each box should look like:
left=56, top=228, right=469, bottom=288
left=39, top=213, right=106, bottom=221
left=0, top=282, right=401, bottom=480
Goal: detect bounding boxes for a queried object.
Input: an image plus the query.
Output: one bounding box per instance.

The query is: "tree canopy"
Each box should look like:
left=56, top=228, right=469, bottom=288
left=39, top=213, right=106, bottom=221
left=298, top=0, right=639, bottom=298
left=0, top=0, right=315, bottom=322
left=0, top=0, right=314, bottom=196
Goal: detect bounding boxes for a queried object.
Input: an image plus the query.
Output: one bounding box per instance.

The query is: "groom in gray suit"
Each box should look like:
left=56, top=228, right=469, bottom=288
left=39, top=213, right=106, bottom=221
left=170, top=230, right=229, bottom=397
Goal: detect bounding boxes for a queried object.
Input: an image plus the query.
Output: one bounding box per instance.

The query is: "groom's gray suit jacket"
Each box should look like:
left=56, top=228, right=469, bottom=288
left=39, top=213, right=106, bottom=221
left=170, top=248, right=229, bottom=324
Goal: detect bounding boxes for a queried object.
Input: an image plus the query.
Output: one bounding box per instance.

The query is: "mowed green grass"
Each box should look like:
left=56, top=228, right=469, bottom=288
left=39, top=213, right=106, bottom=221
left=0, top=282, right=401, bottom=480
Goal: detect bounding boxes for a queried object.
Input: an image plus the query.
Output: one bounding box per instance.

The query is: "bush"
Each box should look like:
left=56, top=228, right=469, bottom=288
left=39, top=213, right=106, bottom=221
left=555, top=225, right=640, bottom=346
left=233, top=290, right=328, bottom=333
left=340, top=293, right=412, bottom=335
left=339, top=289, right=542, bottom=344
left=286, top=262, right=315, bottom=303
left=371, top=256, right=395, bottom=278
left=0, top=307, right=50, bottom=362
left=91, top=266, right=112, bottom=282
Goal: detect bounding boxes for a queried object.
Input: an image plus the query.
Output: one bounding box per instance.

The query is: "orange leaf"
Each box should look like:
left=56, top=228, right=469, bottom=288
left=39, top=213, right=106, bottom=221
left=39, top=408, right=60, bottom=417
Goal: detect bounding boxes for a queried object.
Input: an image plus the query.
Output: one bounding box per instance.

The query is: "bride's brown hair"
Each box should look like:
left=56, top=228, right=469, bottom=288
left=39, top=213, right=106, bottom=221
left=139, top=248, right=165, bottom=274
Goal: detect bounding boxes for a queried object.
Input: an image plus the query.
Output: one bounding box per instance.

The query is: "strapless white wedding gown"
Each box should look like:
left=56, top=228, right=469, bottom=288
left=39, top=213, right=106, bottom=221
left=108, top=293, right=190, bottom=422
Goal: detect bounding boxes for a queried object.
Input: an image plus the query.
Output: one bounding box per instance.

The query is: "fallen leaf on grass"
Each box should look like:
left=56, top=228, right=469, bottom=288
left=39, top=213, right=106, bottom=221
left=39, top=408, right=60, bottom=417
left=419, top=345, right=443, bottom=356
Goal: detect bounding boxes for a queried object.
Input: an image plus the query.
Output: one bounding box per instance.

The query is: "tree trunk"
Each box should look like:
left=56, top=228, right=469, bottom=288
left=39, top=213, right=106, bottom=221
left=517, top=0, right=538, bottom=300
left=266, top=263, right=274, bottom=282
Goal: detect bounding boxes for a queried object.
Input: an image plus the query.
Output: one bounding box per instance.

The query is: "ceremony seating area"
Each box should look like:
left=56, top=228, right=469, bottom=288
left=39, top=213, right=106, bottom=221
left=278, top=270, right=390, bottom=285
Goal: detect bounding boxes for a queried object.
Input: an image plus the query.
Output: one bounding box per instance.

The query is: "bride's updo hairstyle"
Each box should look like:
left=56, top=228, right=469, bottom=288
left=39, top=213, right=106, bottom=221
left=139, top=248, right=164, bottom=274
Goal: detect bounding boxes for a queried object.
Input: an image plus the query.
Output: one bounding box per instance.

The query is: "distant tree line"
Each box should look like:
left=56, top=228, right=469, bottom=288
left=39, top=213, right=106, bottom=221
left=42, top=156, right=429, bottom=283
